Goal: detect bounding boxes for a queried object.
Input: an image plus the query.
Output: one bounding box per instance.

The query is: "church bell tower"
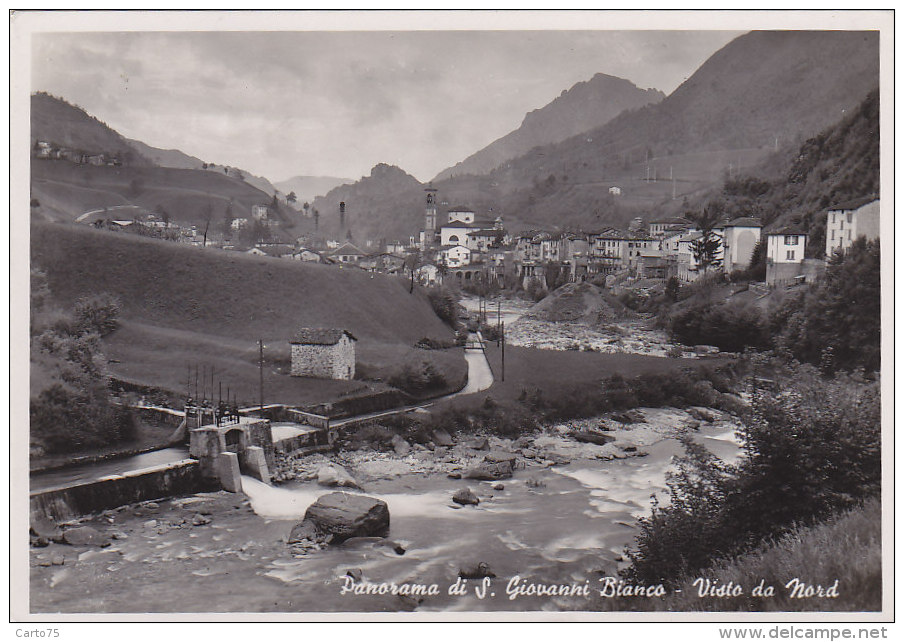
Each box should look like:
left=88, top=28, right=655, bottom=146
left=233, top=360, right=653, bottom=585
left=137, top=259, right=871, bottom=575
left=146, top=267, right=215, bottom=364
left=424, top=186, right=438, bottom=245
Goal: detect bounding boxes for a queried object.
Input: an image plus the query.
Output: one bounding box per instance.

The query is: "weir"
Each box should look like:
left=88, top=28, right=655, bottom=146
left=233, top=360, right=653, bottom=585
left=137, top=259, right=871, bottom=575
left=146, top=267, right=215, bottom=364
left=30, top=405, right=334, bottom=521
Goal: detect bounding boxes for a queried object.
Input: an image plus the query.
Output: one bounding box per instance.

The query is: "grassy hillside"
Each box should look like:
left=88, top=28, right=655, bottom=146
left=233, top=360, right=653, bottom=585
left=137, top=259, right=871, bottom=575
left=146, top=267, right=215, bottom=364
left=125, top=138, right=205, bottom=170
left=31, top=93, right=151, bottom=165
left=30, top=160, right=303, bottom=239
left=31, top=223, right=461, bottom=403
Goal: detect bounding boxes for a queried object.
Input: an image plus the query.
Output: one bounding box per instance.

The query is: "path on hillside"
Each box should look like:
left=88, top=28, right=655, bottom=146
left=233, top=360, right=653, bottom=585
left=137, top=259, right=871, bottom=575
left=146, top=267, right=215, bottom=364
left=75, top=204, right=141, bottom=222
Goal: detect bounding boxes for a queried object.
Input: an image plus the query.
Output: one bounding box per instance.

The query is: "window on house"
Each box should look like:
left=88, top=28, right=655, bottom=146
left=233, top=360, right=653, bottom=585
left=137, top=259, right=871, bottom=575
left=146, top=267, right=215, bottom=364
left=786, top=250, right=795, bottom=261
left=831, top=230, right=835, bottom=240
left=784, top=235, right=798, bottom=245
left=847, top=212, right=853, bottom=224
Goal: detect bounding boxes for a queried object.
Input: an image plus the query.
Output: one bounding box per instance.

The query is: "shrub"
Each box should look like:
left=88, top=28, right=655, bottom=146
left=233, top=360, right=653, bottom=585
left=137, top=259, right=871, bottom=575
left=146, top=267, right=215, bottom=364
left=624, top=362, right=880, bottom=585
left=669, top=300, right=770, bottom=352
left=425, top=286, right=459, bottom=327
left=73, top=293, right=121, bottom=337
left=388, top=357, right=448, bottom=396
left=525, top=278, right=547, bottom=302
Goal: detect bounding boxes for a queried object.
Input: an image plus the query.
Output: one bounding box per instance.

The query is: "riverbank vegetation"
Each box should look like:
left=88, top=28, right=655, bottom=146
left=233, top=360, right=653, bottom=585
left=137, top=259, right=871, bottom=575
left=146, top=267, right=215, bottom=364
left=30, top=268, right=138, bottom=455
left=588, top=498, right=880, bottom=611
left=621, top=360, right=881, bottom=594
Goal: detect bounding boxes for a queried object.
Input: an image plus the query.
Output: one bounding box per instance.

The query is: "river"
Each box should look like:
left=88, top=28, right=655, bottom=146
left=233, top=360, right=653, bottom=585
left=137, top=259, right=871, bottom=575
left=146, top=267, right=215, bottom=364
left=31, top=415, right=742, bottom=613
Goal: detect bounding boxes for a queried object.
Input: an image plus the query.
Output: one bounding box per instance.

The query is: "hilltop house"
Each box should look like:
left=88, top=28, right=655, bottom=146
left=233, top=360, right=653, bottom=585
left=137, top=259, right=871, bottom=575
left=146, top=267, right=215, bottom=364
left=290, top=328, right=357, bottom=380
left=825, top=197, right=880, bottom=257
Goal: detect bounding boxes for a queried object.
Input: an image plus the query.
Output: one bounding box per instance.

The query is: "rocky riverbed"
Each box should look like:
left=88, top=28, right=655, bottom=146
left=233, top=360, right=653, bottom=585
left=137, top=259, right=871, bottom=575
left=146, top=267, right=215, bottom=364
left=30, top=406, right=741, bottom=614
left=506, top=318, right=681, bottom=357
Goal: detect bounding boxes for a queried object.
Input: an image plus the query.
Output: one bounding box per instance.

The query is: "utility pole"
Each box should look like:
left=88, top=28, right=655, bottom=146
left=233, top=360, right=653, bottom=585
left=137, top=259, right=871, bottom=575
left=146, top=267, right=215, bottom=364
left=259, top=339, right=264, bottom=412
left=497, top=300, right=502, bottom=348
left=501, top=320, right=505, bottom=383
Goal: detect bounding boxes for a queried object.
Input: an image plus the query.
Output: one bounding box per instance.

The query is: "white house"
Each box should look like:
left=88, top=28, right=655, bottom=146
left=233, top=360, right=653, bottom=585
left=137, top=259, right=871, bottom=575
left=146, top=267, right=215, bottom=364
left=825, top=197, right=880, bottom=257
left=439, top=221, right=473, bottom=247
left=721, top=217, right=762, bottom=272
left=766, top=229, right=816, bottom=286
left=251, top=204, right=270, bottom=221
left=609, top=186, right=622, bottom=196
left=329, top=242, right=366, bottom=264
left=231, top=217, right=250, bottom=231
left=442, top=244, right=472, bottom=268
left=447, top=206, right=476, bottom=224
left=415, top=263, right=442, bottom=286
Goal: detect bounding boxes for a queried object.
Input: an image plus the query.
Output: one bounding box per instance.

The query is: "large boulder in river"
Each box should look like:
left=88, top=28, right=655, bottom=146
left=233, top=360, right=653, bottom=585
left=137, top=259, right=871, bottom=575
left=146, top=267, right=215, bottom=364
left=317, top=465, right=361, bottom=490
left=61, top=526, right=108, bottom=547
left=391, top=434, right=411, bottom=456
left=30, top=515, right=63, bottom=543
left=572, top=430, right=616, bottom=446
left=432, top=429, right=454, bottom=447
left=290, top=492, right=389, bottom=545
left=463, top=436, right=489, bottom=451
left=464, top=455, right=514, bottom=481
left=452, top=488, right=480, bottom=506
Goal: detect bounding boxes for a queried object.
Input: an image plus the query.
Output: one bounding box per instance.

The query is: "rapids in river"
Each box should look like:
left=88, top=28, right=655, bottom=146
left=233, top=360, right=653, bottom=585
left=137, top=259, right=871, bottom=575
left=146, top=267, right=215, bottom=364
left=232, top=422, right=741, bottom=612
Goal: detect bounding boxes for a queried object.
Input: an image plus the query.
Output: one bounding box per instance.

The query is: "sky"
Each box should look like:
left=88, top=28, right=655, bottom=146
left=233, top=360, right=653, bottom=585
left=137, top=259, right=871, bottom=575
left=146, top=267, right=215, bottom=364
left=32, top=30, right=743, bottom=184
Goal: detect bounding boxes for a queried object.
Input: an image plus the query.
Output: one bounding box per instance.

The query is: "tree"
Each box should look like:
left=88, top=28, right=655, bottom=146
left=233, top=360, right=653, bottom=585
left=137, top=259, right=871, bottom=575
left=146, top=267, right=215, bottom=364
left=688, top=201, right=725, bottom=275
left=745, top=239, right=766, bottom=281
left=154, top=204, right=170, bottom=228
left=303, top=202, right=310, bottom=217
left=313, top=208, right=320, bottom=230
left=339, top=201, right=346, bottom=229
left=202, top=201, right=213, bottom=247
left=665, top=276, right=680, bottom=301
left=404, top=249, right=422, bottom=293
left=286, top=191, right=297, bottom=204
left=771, top=238, right=880, bottom=374
left=222, top=200, right=234, bottom=237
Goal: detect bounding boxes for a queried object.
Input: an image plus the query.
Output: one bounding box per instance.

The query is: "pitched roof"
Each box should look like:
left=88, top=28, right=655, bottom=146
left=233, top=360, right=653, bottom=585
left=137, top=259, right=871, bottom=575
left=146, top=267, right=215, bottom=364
left=723, top=217, right=763, bottom=228
left=441, top=220, right=474, bottom=229
left=291, top=328, right=357, bottom=345
left=767, top=226, right=808, bottom=236
left=329, top=242, right=365, bottom=255
left=827, top=195, right=879, bottom=212
left=447, top=205, right=475, bottom=213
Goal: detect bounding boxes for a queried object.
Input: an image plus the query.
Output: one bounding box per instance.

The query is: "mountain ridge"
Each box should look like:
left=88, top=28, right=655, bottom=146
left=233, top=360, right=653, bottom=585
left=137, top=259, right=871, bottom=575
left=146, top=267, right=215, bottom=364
left=433, top=73, right=665, bottom=182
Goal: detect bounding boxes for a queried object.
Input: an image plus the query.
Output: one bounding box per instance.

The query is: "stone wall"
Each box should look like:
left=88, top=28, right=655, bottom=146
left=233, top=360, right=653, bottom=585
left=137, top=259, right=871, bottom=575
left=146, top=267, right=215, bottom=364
left=290, top=335, right=355, bottom=380
left=767, top=259, right=824, bottom=287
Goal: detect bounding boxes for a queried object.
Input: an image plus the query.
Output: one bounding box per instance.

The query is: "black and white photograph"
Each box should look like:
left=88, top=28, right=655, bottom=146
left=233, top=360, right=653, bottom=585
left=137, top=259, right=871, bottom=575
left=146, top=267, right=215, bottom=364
left=10, top=9, right=893, bottom=623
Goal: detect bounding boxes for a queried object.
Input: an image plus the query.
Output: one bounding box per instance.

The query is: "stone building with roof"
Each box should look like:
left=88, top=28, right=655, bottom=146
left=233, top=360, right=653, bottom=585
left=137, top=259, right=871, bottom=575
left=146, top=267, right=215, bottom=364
left=290, top=328, right=357, bottom=380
